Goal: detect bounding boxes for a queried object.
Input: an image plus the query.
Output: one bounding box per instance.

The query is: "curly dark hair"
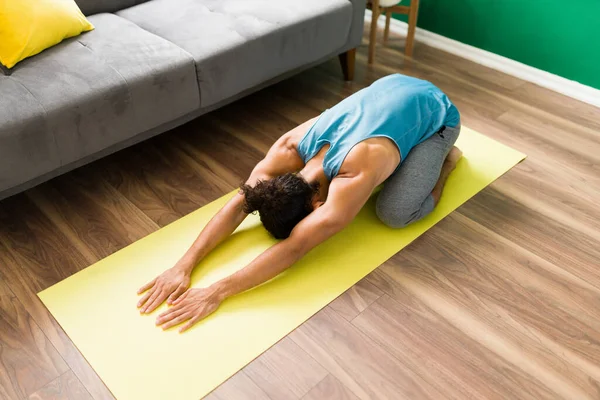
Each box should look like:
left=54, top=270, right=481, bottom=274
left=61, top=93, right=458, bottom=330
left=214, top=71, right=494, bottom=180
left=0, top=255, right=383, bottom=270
left=240, top=173, right=320, bottom=239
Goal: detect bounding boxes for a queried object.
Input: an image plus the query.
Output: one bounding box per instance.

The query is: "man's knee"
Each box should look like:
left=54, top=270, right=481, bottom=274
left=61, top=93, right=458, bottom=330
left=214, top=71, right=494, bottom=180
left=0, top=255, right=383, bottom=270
left=375, top=201, right=415, bottom=229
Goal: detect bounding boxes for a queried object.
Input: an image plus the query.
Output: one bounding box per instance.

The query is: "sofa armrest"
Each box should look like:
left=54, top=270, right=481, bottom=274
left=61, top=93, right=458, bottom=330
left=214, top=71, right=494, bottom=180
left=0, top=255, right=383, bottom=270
left=346, top=0, right=367, bottom=50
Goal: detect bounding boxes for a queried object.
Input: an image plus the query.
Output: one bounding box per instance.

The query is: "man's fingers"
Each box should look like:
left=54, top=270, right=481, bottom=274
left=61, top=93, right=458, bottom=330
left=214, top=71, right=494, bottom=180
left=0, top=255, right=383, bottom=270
left=140, top=287, right=161, bottom=313
left=156, top=303, right=193, bottom=324
left=167, top=285, right=187, bottom=305
left=172, top=289, right=189, bottom=305
left=172, top=289, right=190, bottom=305
left=179, top=314, right=201, bottom=333
left=137, top=289, right=153, bottom=308
left=142, top=288, right=166, bottom=314
left=156, top=307, right=187, bottom=326
left=138, top=278, right=157, bottom=294
left=160, top=312, right=193, bottom=330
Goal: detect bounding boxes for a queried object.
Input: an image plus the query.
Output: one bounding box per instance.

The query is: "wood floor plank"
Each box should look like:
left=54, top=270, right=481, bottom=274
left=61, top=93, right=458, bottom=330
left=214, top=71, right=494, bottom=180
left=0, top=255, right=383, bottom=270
left=462, top=114, right=600, bottom=192
left=407, top=41, right=527, bottom=92
left=458, top=187, right=600, bottom=289
left=354, top=289, right=555, bottom=400
left=289, top=307, right=444, bottom=400
left=302, top=375, right=359, bottom=400
left=26, top=170, right=158, bottom=262
left=177, top=116, right=266, bottom=182
left=492, top=168, right=600, bottom=244
left=243, top=337, right=327, bottom=400
left=0, top=195, right=87, bottom=283
left=204, top=371, right=271, bottom=400
left=226, top=97, right=299, bottom=137
left=497, top=108, right=600, bottom=166
left=207, top=104, right=284, bottom=155
left=0, top=279, right=67, bottom=400
left=511, top=82, right=600, bottom=131
left=176, top=142, right=244, bottom=192
left=274, top=70, right=357, bottom=114
left=367, top=212, right=600, bottom=399
left=27, top=370, right=92, bottom=400
left=0, top=195, right=115, bottom=400
left=329, top=279, right=383, bottom=322
left=437, top=212, right=600, bottom=349
left=253, top=88, right=323, bottom=126
left=92, top=137, right=222, bottom=228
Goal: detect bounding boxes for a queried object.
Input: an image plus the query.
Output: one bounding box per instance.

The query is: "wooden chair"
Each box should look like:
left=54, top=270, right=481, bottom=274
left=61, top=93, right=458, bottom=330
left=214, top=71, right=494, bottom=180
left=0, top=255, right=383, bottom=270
left=367, top=0, right=420, bottom=63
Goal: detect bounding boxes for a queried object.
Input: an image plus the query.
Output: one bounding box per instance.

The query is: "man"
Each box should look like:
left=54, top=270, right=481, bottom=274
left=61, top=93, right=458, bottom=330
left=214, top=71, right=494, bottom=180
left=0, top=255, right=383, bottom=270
left=137, top=73, right=462, bottom=332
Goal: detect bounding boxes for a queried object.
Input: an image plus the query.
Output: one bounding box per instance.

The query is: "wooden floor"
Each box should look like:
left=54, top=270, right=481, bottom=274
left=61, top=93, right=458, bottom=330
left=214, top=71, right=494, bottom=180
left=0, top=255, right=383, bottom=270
left=1, top=25, right=600, bottom=400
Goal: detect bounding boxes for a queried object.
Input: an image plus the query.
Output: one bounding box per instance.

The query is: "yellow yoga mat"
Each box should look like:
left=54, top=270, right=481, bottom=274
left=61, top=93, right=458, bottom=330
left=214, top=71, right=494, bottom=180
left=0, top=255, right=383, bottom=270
left=39, top=127, right=525, bottom=400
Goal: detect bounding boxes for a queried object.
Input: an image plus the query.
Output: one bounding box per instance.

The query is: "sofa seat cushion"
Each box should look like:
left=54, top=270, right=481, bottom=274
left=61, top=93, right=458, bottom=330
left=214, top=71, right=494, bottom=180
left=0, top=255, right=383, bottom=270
left=118, top=0, right=353, bottom=108
left=0, top=13, right=199, bottom=193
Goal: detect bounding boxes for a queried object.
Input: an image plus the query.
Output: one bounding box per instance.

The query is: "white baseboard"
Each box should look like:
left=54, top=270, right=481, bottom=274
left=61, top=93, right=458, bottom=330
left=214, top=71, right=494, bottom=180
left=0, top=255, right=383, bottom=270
left=365, top=10, right=600, bottom=108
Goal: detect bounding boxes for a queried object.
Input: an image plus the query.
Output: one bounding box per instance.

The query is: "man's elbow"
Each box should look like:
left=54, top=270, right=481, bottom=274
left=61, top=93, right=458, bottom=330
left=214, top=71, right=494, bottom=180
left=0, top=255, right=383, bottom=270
left=280, top=239, right=308, bottom=265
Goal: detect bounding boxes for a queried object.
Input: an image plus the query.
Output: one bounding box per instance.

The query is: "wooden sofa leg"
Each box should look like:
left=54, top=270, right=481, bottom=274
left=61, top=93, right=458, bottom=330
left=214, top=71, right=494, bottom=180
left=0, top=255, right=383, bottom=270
left=338, top=48, right=356, bottom=81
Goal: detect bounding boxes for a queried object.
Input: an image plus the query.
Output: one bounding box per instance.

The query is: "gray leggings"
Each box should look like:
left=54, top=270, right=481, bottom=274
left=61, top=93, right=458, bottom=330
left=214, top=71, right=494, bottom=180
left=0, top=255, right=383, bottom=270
left=376, top=124, right=461, bottom=228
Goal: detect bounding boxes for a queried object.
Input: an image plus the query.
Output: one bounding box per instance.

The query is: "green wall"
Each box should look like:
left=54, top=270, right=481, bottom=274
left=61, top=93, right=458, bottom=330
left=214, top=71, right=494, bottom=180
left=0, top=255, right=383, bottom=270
left=394, top=0, right=600, bottom=89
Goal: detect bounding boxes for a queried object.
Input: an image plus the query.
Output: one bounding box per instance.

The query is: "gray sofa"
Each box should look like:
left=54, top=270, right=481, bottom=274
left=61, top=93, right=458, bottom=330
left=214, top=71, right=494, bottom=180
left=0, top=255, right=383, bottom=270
left=0, top=0, right=365, bottom=200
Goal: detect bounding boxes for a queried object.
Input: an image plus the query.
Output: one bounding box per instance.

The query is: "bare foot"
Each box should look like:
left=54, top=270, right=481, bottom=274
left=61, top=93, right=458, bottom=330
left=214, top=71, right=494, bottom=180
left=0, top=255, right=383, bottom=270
left=445, top=146, right=463, bottom=169
left=431, top=146, right=463, bottom=204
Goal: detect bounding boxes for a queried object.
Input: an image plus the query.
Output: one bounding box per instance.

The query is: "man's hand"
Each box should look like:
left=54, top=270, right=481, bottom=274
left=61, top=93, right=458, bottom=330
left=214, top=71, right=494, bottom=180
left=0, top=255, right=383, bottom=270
left=155, top=287, right=223, bottom=332
left=137, top=264, right=191, bottom=314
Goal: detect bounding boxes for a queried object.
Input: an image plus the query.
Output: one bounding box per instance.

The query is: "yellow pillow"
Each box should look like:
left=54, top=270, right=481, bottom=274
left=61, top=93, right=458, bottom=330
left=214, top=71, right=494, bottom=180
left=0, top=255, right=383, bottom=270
left=0, top=0, right=94, bottom=69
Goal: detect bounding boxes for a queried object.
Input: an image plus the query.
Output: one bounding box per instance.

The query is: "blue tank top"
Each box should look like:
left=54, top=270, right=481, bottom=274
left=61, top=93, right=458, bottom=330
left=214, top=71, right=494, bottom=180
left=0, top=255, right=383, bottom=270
left=297, top=74, right=460, bottom=180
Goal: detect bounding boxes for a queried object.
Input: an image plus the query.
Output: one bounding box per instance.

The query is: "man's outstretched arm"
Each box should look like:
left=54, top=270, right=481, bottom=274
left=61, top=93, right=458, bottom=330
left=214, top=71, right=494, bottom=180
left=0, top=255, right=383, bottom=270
left=137, top=118, right=317, bottom=314
left=136, top=193, right=248, bottom=313
left=155, top=171, right=377, bottom=332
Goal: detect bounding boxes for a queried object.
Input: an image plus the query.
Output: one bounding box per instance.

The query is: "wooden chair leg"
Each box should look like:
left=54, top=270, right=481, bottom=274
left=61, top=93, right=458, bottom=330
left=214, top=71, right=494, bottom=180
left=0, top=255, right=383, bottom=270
left=338, top=48, right=356, bottom=81
left=368, top=0, right=380, bottom=64
left=405, top=0, right=419, bottom=57
left=384, top=11, right=392, bottom=44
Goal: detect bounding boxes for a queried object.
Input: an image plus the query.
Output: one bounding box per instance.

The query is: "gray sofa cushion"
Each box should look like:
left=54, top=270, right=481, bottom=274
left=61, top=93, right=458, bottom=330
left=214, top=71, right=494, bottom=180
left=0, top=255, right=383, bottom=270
left=118, top=0, right=353, bottom=108
left=347, top=0, right=367, bottom=50
left=0, top=78, right=61, bottom=193
left=0, top=13, right=199, bottom=193
left=75, top=0, right=149, bottom=16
